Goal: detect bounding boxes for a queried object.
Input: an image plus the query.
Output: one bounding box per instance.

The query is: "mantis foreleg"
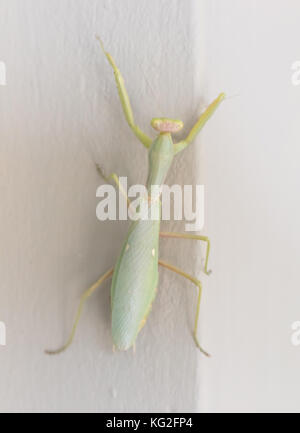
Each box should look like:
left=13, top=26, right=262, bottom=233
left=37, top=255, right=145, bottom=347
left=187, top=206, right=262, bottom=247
left=158, top=260, right=210, bottom=357
left=45, top=268, right=114, bottom=355
left=174, top=93, right=226, bottom=154
left=160, top=232, right=211, bottom=275
left=98, top=38, right=152, bottom=149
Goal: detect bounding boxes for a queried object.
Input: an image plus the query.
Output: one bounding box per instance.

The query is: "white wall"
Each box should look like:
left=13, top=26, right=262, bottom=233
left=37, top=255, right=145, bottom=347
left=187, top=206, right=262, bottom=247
left=0, top=0, right=204, bottom=413
left=200, top=0, right=300, bottom=413
left=0, top=0, right=300, bottom=413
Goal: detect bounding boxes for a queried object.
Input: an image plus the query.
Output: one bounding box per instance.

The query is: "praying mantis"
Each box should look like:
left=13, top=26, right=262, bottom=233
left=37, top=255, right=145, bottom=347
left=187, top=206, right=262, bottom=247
left=46, top=40, right=225, bottom=356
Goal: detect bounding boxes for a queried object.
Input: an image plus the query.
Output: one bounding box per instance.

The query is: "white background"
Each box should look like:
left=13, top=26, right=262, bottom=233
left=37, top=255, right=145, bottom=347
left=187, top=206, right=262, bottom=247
left=1, top=0, right=300, bottom=413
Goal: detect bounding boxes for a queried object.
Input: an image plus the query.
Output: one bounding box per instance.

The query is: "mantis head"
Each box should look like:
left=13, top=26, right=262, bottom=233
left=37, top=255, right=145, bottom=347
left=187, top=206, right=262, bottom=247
left=151, top=118, right=184, bottom=134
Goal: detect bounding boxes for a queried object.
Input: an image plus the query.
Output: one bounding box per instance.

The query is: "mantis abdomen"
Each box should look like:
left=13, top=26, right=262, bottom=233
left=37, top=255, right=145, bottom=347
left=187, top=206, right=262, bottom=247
left=111, top=204, right=161, bottom=351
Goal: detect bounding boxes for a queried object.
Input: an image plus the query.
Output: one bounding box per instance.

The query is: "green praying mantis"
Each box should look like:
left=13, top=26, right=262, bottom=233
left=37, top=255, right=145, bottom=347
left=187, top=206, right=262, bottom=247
left=46, top=40, right=225, bottom=357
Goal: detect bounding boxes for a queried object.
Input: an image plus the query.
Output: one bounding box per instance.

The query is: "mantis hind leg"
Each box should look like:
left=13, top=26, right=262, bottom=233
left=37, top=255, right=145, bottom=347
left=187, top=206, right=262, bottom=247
left=158, top=260, right=210, bottom=357
left=160, top=232, right=212, bottom=275
left=45, top=268, right=114, bottom=355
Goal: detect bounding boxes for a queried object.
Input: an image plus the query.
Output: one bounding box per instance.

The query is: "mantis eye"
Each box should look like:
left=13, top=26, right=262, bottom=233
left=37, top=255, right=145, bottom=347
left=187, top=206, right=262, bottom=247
left=151, top=118, right=184, bottom=134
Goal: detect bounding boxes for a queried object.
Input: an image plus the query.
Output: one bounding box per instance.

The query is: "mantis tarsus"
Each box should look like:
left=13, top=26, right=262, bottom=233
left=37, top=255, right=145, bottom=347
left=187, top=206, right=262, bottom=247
left=46, top=39, right=225, bottom=357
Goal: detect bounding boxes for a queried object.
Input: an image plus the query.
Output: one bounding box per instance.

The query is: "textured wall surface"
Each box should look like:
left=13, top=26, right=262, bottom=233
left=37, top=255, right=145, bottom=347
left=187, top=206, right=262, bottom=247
left=1, top=0, right=300, bottom=414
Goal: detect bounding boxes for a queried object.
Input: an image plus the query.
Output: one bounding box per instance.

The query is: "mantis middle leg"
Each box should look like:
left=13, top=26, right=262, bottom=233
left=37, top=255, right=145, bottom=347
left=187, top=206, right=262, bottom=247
left=96, top=164, right=131, bottom=207
left=159, top=260, right=210, bottom=357
left=160, top=232, right=212, bottom=275
left=46, top=268, right=114, bottom=355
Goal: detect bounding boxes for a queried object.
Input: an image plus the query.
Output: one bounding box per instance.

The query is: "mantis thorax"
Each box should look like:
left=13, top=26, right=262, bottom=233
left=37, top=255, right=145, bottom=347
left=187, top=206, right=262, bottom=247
left=146, top=133, right=174, bottom=192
